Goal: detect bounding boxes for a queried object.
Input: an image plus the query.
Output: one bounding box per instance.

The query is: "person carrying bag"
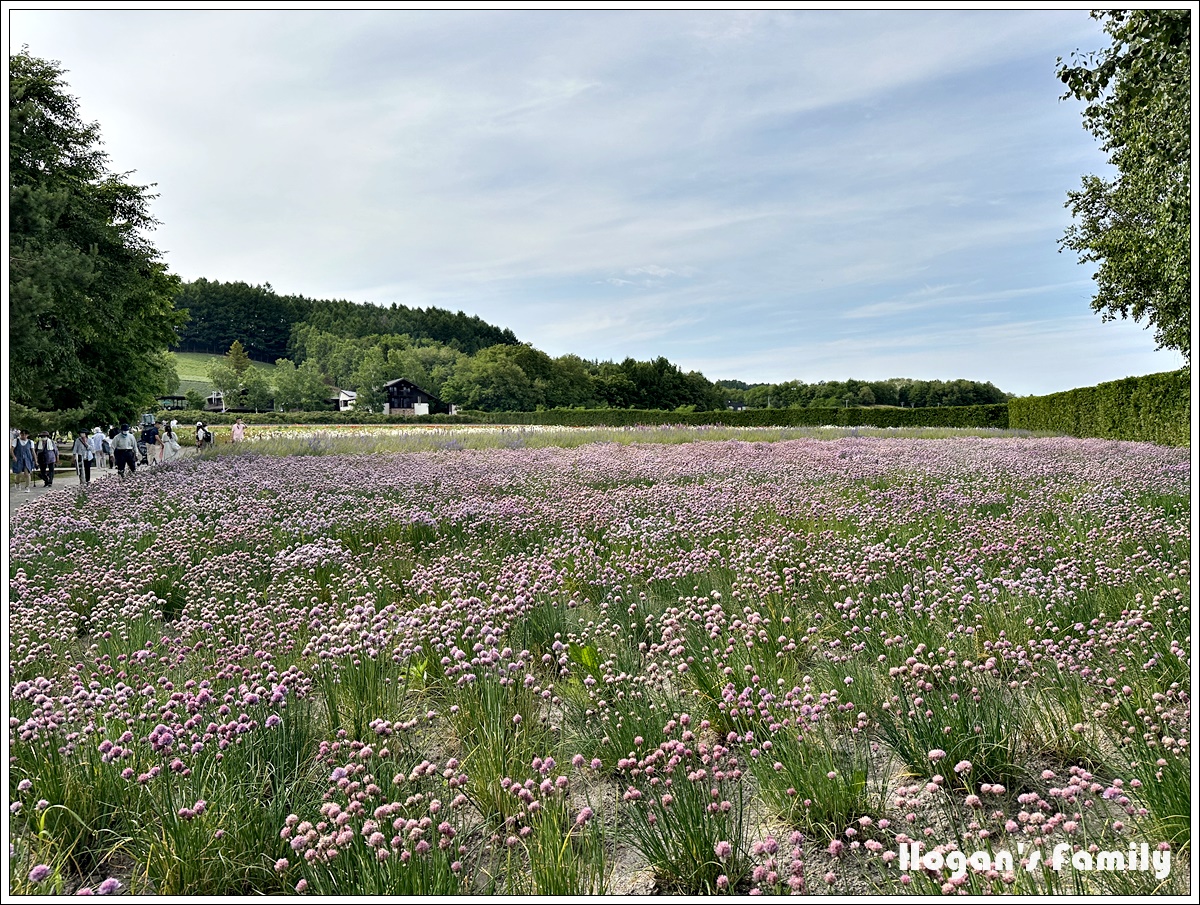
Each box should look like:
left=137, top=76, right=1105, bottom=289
left=35, top=432, right=58, bottom=487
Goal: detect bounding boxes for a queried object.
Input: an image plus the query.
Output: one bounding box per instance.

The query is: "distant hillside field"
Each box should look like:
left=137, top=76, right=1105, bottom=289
left=173, top=352, right=276, bottom=394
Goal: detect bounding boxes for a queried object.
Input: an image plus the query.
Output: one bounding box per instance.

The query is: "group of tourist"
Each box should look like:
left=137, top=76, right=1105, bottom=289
left=9, top=418, right=246, bottom=491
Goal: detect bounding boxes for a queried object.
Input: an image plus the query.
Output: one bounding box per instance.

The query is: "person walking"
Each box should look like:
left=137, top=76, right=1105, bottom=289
left=195, top=421, right=212, bottom=451
left=10, top=429, right=35, bottom=493
left=112, top=423, right=139, bottom=479
left=140, top=420, right=159, bottom=467
left=162, top=421, right=182, bottom=462
left=231, top=418, right=246, bottom=443
left=90, top=427, right=108, bottom=470
left=35, top=431, right=58, bottom=487
left=72, top=431, right=94, bottom=484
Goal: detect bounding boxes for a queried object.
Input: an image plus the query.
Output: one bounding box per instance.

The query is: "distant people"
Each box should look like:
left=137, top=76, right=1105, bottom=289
left=231, top=418, right=245, bottom=443
left=141, top=421, right=159, bottom=466
left=72, top=431, right=94, bottom=484
left=195, top=421, right=213, bottom=451
left=35, top=431, right=58, bottom=487
left=162, top=421, right=182, bottom=462
left=10, top=429, right=35, bottom=493
left=112, top=423, right=139, bottom=479
left=154, top=421, right=167, bottom=464
left=90, top=427, right=107, bottom=470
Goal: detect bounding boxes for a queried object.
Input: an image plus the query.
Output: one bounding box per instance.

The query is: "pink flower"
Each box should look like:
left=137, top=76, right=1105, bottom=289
left=715, top=840, right=733, bottom=860
left=29, top=865, right=52, bottom=884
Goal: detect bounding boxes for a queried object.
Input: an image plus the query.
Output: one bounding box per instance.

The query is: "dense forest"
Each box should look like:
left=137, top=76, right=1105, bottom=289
left=174, top=279, right=519, bottom=361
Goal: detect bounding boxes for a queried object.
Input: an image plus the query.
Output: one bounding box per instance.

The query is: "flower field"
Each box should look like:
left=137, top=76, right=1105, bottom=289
left=8, top=434, right=1190, bottom=894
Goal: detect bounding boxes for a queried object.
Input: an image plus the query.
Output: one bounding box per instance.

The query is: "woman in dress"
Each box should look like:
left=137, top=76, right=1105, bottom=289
left=162, top=421, right=182, bottom=462
left=10, top=429, right=35, bottom=493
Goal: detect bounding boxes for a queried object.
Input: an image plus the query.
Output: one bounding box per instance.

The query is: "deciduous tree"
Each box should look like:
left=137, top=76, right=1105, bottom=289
left=9, top=50, right=185, bottom=420
left=1058, top=10, right=1191, bottom=362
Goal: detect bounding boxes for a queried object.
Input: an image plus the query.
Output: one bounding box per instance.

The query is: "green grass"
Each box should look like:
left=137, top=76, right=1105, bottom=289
left=170, top=352, right=277, bottom=393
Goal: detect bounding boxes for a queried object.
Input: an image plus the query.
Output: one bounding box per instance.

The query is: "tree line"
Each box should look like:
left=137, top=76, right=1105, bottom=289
left=207, top=330, right=1008, bottom=415
left=717, top=378, right=1009, bottom=409
left=207, top=332, right=729, bottom=414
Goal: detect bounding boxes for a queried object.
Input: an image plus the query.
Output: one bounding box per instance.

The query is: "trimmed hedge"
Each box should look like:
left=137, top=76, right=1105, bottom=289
left=150, top=409, right=484, bottom=426
left=1008, top=370, right=1190, bottom=447
left=471, top=404, right=1010, bottom=429
left=149, top=404, right=1009, bottom=431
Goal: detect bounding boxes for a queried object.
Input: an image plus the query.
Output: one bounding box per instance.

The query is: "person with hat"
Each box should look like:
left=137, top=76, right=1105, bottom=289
left=231, top=417, right=246, bottom=443
left=140, top=420, right=159, bottom=466
left=112, top=423, right=139, bottom=479
left=10, top=429, right=35, bottom=493
left=72, top=430, right=95, bottom=484
left=89, top=427, right=108, bottom=470
left=195, top=421, right=212, bottom=451
left=34, top=431, right=58, bottom=487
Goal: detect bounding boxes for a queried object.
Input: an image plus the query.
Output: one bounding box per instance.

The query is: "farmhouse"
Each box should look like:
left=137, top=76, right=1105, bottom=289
left=329, top=389, right=357, bottom=412
left=381, top=378, right=450, bottom=416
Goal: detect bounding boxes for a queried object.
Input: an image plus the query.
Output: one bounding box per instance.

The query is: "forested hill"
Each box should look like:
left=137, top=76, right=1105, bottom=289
left=173, top=278, right=519, bottom=361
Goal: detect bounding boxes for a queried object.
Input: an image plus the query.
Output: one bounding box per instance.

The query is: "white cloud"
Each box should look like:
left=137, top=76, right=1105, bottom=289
left=8, top=8, right=1166, bottom=395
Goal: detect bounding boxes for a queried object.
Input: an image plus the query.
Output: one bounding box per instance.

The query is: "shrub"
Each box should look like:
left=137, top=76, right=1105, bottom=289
left=1008, top=370, right=1188, bottom=446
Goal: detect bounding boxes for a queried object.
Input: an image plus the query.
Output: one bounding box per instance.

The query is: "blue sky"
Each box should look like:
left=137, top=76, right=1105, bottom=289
left=8, top=7, right=1187, bottom=394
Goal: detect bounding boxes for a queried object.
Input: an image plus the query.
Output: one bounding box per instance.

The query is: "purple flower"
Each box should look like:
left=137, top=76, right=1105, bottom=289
left=29, top=864, right=52, bottom=884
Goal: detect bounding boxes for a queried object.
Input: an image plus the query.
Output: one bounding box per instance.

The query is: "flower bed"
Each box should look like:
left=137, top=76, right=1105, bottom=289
left=8, top=435, right=1189, bottom=894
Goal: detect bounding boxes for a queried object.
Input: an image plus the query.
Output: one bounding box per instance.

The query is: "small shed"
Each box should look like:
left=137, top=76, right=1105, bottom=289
left=382, top=379, right=449, bottom=416
left=157, top=395, right=189, bottom=411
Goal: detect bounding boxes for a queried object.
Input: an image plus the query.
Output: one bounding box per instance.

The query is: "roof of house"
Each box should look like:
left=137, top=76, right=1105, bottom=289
left=381, top=378, right=443, bottom=404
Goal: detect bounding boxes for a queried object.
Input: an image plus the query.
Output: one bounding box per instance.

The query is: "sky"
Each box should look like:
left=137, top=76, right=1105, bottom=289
left=7, top=5, right=1190, bottom=395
